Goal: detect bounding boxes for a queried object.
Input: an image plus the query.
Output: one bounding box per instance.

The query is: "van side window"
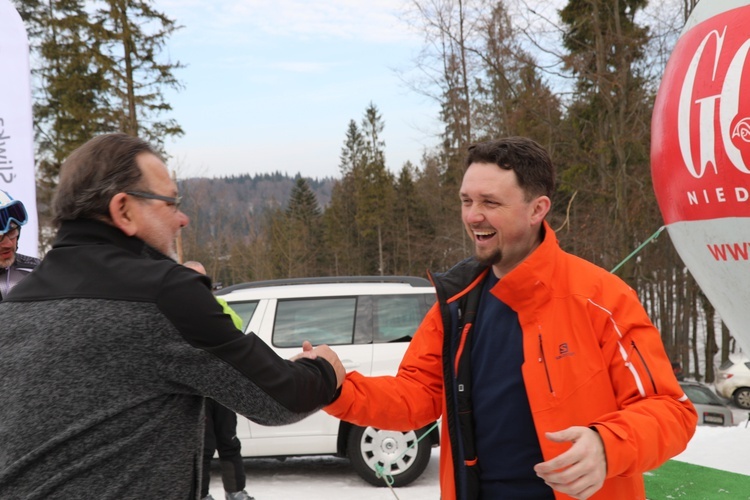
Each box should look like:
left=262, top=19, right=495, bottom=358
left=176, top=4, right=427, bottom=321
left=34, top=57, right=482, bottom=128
left=373, top=294, right=432, bottom=343
left=273, top=297, right=357, bottom=347
left=228, top=301, right=259, bottom=333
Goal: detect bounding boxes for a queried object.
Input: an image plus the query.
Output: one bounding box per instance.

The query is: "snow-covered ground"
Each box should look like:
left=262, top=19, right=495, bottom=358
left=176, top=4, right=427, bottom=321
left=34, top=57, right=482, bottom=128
left=674, top=407, right=750, bottom=476
left=208, top=409, right=750, bottom=499
left=208, top=451, right=439, bottom=500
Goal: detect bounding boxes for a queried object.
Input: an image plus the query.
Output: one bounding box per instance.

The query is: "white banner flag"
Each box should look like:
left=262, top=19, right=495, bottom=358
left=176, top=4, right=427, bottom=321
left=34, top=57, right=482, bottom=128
left=0, top=0, right=38, bottom=258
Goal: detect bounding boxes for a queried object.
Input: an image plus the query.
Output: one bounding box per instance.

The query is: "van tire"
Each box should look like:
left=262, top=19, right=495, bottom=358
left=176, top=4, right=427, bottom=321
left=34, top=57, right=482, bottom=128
left=347, top=424, right=432, bottom=487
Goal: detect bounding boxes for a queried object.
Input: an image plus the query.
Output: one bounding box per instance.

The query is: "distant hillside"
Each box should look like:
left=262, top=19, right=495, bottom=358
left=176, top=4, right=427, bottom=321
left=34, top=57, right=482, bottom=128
left=179, top=173, right=335, bottom=224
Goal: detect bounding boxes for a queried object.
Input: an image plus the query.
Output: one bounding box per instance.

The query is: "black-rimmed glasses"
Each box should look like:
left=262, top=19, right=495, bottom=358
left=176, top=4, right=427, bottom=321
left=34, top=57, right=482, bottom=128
left=125, top=191, right=182, bottom=209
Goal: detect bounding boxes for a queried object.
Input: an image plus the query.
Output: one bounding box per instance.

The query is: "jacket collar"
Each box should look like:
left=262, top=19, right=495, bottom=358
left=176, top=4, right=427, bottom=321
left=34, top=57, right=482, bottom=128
left=492, top=220, right=557, bottom=309
left=12, top=253, right=40, bottom=270
left=429, top=257, right=488, bottom=305
left=54, top=218, right=172, bottom=262
left=429, top=220, right=559, bottom=306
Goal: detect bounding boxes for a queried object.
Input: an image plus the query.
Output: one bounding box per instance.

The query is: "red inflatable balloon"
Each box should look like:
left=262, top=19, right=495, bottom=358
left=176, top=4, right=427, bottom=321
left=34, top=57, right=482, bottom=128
left=652, top=1, right=750, bottom=352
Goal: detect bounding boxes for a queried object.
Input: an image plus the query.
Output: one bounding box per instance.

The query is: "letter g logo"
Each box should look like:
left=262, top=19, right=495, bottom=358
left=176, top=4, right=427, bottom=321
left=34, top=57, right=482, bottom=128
left=677, top=29, right=750, bottom=178
left=652, top=5, right=750, bottom=224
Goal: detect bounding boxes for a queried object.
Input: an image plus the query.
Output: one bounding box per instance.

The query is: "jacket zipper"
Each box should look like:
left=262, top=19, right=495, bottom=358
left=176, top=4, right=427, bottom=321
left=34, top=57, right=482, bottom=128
left=538, top=333, right=554, bottom=394
left=631, top=340, right=658, bottom=394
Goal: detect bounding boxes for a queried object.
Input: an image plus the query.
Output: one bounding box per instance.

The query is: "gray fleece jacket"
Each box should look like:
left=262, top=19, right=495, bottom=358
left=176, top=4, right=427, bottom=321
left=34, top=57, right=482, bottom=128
left=0, top=219, right=338, bottom=499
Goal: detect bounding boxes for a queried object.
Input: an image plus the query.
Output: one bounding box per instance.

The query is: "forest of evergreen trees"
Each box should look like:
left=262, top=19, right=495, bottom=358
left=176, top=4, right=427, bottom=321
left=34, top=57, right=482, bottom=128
left=16, top=0, right=734, bottom=382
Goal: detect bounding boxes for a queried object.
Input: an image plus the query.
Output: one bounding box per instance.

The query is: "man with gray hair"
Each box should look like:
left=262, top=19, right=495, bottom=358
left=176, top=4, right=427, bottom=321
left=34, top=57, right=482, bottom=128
left=0, top=133, right=344, bottom=499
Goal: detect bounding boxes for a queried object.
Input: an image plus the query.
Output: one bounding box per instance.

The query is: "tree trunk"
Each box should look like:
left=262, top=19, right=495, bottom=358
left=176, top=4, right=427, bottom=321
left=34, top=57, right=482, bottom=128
left=701, top=294, right=718, bottom=383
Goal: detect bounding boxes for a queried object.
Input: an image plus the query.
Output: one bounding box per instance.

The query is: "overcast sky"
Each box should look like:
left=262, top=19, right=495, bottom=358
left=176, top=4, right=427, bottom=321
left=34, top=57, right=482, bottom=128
left=156, top=0, right=578, bottom=181
left=159, top=0, right=443, bottom=180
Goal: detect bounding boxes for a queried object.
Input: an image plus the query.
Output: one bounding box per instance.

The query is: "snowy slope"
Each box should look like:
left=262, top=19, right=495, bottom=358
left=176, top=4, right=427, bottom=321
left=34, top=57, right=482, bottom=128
left=208, top=422, right=750, bottom=499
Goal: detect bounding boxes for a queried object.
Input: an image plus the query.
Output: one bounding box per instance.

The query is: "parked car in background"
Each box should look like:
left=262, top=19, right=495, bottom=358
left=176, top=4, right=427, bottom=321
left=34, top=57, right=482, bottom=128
left=216, top=276, right=439, bottom=487
left=715, top=354, right=750, bottom=409
left=680, top=381, right=734, bottom=426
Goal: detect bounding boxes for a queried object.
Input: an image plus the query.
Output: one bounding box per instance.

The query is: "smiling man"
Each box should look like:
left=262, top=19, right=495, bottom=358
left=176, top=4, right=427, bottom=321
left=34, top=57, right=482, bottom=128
left=0, top=190, right=40, bottom=300
left=326, top=136, right=697, bottom=500
left=0, top=133, right=345, bottom=499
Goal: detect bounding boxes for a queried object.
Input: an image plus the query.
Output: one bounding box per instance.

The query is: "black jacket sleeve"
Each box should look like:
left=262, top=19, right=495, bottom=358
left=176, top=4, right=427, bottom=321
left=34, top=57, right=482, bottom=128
left=156, top=265, right=338, bottom=421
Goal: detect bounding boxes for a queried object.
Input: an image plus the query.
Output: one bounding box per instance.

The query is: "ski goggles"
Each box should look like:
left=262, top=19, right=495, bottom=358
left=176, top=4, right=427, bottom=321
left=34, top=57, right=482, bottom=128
left=0, top=200, right=28, bottom=234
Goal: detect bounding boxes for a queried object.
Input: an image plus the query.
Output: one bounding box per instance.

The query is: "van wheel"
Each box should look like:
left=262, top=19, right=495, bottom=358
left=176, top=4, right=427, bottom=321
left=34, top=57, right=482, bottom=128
left=347, top=424, right=432, bottom=487
left=734, top=387, right=750, bottom=409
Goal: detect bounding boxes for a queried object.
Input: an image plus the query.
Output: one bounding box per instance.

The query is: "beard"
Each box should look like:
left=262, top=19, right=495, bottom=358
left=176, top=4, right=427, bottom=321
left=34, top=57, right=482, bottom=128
left=0, top=250, right=15, bottom=268
left=475, top=247, right=502, bottom=267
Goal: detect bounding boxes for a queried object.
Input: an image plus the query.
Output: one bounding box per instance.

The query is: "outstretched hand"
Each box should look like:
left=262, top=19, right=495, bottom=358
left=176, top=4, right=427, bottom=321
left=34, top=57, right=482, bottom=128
left=290, top=341, right=317, bottom=361
left=533, top=426, right=607, bottom=500
left=291, top=341, right=346, bottom=388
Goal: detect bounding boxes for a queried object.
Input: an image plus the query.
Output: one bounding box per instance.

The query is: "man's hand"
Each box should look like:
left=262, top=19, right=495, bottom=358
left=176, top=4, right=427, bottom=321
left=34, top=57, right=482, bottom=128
left=291, top=341, right=346, bottom=388
left=533, top=426, right=607, bottom=500
left=290, top=340, right=318, bottom=361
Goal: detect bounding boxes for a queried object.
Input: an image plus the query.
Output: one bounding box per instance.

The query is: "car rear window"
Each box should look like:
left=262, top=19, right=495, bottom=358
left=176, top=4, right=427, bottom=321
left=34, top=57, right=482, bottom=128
left=273, top=297, right=357, bottom=347
left=719, top=359, right=735, bottom=370
left=373, top=294, right=434, bottom=343
left=682, top=384, right=724, bottom=406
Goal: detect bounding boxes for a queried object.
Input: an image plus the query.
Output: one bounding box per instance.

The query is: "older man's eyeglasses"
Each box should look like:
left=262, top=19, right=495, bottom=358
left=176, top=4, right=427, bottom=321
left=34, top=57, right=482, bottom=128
left=0, top=224, right=20, bottom=243
left=125, top=191, right=182, bottom=209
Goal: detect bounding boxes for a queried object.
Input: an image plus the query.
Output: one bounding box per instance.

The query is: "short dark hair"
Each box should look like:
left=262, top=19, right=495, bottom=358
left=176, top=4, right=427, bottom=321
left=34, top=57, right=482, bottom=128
left=465, top=137, right=555, bottom=199
left=53, top=133, right=160, bottom=225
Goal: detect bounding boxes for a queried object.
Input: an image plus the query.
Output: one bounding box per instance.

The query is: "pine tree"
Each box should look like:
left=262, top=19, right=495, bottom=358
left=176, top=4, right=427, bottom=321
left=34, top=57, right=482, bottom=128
left=322, top=175, right=360, bottom=275
left=289, top=177, right=323, bottom=273
left=14, top=0, right=184, bottom=248
left=93, top=0, right=184, bottom=153
left=287, top=177, right=322, bottom=222
left=558, top=0, right=653, bottom=272
left=356, top=104, right=394, bottom=275
left=557, top=0, right=697, bottom=363
left=472, top=2, right=561, bottom=148
left=14, top=0, right=116, bottom=249
left=392, top=162, right=434, bottom=276
left=339, top=119, right=366, bottom=176
left=282, top=177, right=323, bottom=276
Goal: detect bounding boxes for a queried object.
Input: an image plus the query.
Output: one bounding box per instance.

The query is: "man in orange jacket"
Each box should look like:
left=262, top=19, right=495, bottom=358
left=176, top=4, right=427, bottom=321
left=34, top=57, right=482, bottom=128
left=323, top=137, right=697, bottom=500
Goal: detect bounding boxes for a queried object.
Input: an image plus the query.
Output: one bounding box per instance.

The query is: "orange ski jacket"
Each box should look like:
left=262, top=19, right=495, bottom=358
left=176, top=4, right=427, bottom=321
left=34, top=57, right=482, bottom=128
left=326, top=221, right=697, bottom=499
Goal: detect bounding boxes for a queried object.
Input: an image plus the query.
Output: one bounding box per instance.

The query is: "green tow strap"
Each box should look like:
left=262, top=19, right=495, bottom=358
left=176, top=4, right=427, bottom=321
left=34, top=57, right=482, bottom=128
left=375, top=422, right=439, bottom=498
left=610, top=226, right=665, bottom=274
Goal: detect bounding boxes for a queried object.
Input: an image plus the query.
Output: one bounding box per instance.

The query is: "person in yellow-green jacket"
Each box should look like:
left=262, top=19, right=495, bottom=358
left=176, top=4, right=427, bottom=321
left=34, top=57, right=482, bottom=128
left=184, top=261, right=255, bottom=500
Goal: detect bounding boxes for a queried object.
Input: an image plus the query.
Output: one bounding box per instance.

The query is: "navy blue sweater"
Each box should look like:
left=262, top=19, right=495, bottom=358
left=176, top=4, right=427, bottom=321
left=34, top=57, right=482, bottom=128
left=471, top=272, right=554, bottom=498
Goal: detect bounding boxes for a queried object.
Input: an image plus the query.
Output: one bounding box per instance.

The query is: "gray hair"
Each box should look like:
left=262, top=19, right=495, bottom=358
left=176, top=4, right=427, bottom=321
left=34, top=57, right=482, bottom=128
left=52, top=133, right=160, bottom=225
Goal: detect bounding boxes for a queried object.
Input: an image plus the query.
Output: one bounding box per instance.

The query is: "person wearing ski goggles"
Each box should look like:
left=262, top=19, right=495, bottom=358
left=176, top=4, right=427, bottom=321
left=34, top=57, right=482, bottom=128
left=0, top=190, right=40, bottom=300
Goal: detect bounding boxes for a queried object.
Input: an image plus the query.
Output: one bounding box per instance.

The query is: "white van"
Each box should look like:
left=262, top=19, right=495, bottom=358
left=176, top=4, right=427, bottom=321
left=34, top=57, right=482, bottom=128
left=216, top=276, right=439, bottom=487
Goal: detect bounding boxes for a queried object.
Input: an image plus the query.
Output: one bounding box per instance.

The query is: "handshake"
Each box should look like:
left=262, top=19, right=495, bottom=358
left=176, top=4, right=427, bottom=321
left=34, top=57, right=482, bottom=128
left=291, top=341, right=346, bottom=388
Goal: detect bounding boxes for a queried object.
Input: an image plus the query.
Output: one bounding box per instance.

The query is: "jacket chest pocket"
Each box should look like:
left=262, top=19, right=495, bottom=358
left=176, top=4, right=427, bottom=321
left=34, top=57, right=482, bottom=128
left=526, top=325, right=614, bottom=413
